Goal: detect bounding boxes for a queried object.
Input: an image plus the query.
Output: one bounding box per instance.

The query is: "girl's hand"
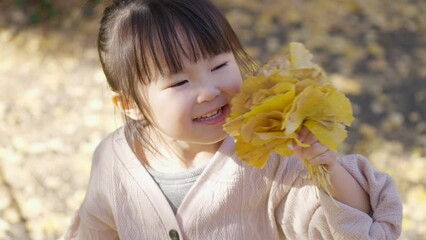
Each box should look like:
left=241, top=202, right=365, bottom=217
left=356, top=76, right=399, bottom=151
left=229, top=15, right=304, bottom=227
left=293, top=128, right=371, bottom=213
left=292, top=128, right=338, bottom=172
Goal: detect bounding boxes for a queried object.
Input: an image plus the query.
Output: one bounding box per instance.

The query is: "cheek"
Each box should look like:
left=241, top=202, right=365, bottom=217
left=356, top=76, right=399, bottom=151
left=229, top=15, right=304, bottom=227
left=235, top=77, right=243, bottom=92
left=148, top=93, right=192, bottom=124
left=145, top=91, right=169, bottom=125
left=227, top=69, right=243, bottom=96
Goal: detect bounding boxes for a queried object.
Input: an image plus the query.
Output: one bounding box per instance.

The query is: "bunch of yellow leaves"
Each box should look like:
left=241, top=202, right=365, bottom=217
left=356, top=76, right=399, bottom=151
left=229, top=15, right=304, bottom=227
left=223, top=42, right=354, bottom=192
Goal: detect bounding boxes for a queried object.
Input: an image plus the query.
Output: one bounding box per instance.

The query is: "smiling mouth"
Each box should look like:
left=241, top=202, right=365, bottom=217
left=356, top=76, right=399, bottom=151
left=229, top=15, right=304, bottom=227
left=194, top=106, right=225, bottom=121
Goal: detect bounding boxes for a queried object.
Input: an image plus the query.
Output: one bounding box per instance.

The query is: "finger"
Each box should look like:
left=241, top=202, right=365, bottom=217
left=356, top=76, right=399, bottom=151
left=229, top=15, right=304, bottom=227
left=302, top=130, right=320, bottom=146
left=303, top=141, right=328, bottom=161
left=292, top=141, right=306, bottom=160
left=298, top=127, right=310, bottom=142
left=310, top=150, right=338, bottom=166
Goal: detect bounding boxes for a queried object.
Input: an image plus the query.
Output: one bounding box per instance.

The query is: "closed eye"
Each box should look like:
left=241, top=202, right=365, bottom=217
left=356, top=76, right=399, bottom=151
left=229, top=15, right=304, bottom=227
left=170, top=80, right=188, bottom=88
left=211, top=62, right=228, bottom=72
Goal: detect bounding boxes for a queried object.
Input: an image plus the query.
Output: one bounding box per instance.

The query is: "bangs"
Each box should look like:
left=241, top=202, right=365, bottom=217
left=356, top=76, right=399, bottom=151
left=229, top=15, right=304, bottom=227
left=97, top=0, right=257, bottom=158
left=130, top=0, right=238, bottom=83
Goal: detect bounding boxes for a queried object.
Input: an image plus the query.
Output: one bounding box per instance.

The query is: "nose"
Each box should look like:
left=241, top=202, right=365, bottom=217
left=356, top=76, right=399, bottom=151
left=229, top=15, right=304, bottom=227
left=197, top=83, right=220, bottom=103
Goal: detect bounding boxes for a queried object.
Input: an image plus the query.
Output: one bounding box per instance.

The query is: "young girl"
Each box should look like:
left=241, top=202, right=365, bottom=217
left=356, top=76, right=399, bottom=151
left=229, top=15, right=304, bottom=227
left=66, top=0, right=402, bottom=239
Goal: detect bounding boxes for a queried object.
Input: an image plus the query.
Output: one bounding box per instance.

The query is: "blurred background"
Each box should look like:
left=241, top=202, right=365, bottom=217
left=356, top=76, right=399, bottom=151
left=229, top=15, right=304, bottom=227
left=0, top=0, right=425, bottom=239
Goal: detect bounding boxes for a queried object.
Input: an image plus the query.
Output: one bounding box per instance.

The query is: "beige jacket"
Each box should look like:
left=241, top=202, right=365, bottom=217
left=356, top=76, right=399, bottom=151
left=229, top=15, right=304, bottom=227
left=65, top=127, right=402, bottom=239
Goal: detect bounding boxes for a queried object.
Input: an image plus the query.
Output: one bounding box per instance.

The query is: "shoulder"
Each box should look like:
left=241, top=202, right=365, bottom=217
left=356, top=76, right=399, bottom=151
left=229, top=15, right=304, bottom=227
left=92, top=127, right=129, bottom=167
left=80, top=128, right=133, bottom=204
left=93, top=127, right=125, bottom=158
left=86, top=127, right=130, bottom=188
left=78, top=128, right=127, bottom=227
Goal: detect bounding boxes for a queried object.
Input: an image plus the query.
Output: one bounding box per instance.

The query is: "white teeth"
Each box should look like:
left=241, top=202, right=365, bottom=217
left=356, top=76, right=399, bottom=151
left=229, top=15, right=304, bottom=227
left=196, top=108, right=221, bottom=120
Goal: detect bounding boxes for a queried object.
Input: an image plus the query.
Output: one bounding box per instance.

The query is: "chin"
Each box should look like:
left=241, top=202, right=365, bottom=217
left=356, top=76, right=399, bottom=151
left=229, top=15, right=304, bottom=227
left=195, top=132, right=229, bottom=145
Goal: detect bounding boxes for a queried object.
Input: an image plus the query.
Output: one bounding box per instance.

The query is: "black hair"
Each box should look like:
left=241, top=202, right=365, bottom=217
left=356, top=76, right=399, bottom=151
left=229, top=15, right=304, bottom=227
left=98, top=0, right=256, bottom=155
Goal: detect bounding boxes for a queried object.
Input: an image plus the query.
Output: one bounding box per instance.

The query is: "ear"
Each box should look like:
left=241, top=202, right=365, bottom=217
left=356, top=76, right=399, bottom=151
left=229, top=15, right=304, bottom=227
left=112, top=94, right=144, bottom=121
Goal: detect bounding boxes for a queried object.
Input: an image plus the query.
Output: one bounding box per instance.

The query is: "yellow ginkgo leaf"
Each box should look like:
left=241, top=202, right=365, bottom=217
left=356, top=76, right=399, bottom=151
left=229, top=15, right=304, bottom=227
left=312, top=87, right=354, bottom=125
left=240, top=111, right=283, bottom=142
left=234, top=137, right=270, bottom=168
left=245, top=86, right=295, bottom=119
left=283, top=85, right=328, bottom=135
left=224, top=42, right=355, bottom=193
left=251, top=82, right=294, bottom=106
left=223, top=115, right=245, bottom=137
left=289, top=42, right=316, bottom=68
left=304, top=120, right=348, bottom=151
left=235, top=136, right=295, bottom=168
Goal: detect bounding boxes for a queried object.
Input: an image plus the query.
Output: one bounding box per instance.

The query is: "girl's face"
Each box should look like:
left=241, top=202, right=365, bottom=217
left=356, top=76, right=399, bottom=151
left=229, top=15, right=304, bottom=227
left=145, top=52, right=242, bottom=148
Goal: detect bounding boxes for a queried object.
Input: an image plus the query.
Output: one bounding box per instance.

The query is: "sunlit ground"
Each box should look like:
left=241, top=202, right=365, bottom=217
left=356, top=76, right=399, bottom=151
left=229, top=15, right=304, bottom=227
left=0, top=1, right=425, bottom=239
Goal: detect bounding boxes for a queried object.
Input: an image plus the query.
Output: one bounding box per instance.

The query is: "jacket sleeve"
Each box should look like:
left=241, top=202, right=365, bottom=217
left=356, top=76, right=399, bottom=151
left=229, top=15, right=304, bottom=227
left=276, top=154, right=403, bottom=240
